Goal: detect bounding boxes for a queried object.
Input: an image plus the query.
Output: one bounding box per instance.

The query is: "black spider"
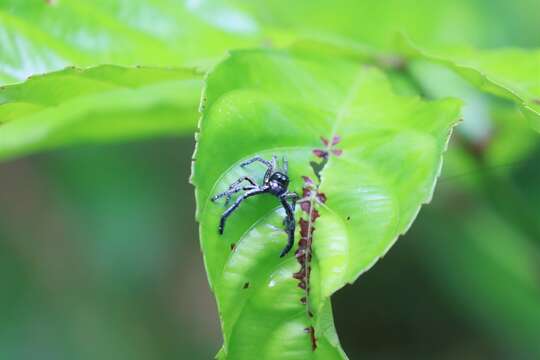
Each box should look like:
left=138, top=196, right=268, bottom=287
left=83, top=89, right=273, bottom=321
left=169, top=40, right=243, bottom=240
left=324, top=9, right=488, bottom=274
left=211, top=155, right=298, bottom=257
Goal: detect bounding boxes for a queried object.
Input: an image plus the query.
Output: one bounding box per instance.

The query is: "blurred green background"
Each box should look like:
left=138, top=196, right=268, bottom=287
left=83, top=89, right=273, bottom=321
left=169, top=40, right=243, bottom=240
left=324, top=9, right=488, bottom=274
left=1, top=0, right=540, bottom=359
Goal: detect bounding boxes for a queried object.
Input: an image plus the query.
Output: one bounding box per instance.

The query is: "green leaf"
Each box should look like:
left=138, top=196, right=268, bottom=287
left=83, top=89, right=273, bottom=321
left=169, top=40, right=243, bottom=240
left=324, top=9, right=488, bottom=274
left=1, top=0, right=528, bottom=85
left=399, top=36, right=540, bottom=131
left=0, top=0, right=261, bottom=83
left=230, top=0, right=498, bottom=50
left=191, top=49, right=462, bottom=358
left=0, top=65, right=201, bottom=161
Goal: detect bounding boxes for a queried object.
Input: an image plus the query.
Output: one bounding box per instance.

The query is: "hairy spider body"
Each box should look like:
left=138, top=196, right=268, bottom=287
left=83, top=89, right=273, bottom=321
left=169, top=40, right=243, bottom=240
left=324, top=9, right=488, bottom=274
left=211, top=155, right=298, bottom=257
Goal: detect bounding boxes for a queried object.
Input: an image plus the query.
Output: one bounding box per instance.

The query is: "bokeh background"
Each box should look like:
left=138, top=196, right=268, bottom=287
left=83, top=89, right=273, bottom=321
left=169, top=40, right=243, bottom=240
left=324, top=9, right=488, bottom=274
left=1, top=1, right=539, bottom=359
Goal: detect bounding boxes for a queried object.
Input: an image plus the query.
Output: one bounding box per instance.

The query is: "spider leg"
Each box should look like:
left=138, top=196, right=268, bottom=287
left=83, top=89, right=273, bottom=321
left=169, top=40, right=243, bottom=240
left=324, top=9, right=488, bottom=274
left=279, top=196, right=296, bottom=257
left=282, top=156, right=288, bottom=175
left=240, top=156, right=272, bottom=169
left=283, top=192, right=298, bottom=211
left=223, top=185, right=257, bottom=206
left=240, top=156, right=274, bottom=183
left=218, top=187, right=267, bottom=235
left=229, top=175, right=257, bottom=188
left=211, top=176, right=257, bottom=203
left=266, top=155, right=278, bottom=182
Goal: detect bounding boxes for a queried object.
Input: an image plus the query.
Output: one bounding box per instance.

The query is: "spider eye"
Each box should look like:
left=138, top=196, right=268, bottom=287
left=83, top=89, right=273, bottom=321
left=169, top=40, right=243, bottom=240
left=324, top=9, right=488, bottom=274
left=270, top=172, right=289, bottom=186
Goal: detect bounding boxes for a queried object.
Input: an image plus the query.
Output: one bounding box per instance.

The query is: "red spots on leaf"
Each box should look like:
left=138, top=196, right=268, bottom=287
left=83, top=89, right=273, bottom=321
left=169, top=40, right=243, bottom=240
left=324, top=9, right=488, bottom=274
left=312, top=149, right=328, bottom=158
left=302, top=176, right=314, bottom=185
left=316, top=192, right=327, bottom=204
left=321, top=136, right=329, bottom=146
left=293, top=178, right=326, bottom=305
left=313, top=134, right=343, bottom=159
left=304, top=326, right=318, bottom=350
left=292, top=139, right=336, bottom=351
left=303, top=187, right=314, bottom=198
left=299, top=218, right=310, bottom=235
left=311, top=209, right=320, bottom=222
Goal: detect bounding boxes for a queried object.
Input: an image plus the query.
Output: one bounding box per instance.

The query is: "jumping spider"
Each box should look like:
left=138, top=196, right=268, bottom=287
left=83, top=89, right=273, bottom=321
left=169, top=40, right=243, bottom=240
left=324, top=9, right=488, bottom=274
left=211, top=155, right=298, bottom=257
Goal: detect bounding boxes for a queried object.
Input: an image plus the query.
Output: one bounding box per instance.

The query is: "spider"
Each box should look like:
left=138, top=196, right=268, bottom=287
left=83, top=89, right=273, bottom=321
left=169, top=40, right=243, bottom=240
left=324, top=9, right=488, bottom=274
left=211, top=155, right=298, bottom=257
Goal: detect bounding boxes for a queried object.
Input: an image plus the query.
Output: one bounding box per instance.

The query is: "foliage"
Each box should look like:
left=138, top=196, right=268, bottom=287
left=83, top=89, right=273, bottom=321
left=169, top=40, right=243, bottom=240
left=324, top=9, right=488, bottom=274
left=400, top=36, right=540, bottom=130
left=0, top=65, right=201, bottom=160
left=0, top=0, right=259, bottom=82
left=1, top=1, right=539, bottom=359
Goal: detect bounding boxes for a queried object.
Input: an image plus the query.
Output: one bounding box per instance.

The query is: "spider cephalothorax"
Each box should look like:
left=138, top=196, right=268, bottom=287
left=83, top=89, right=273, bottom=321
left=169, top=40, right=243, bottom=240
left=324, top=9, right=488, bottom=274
left=211, top=155, right=298, bottom=257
